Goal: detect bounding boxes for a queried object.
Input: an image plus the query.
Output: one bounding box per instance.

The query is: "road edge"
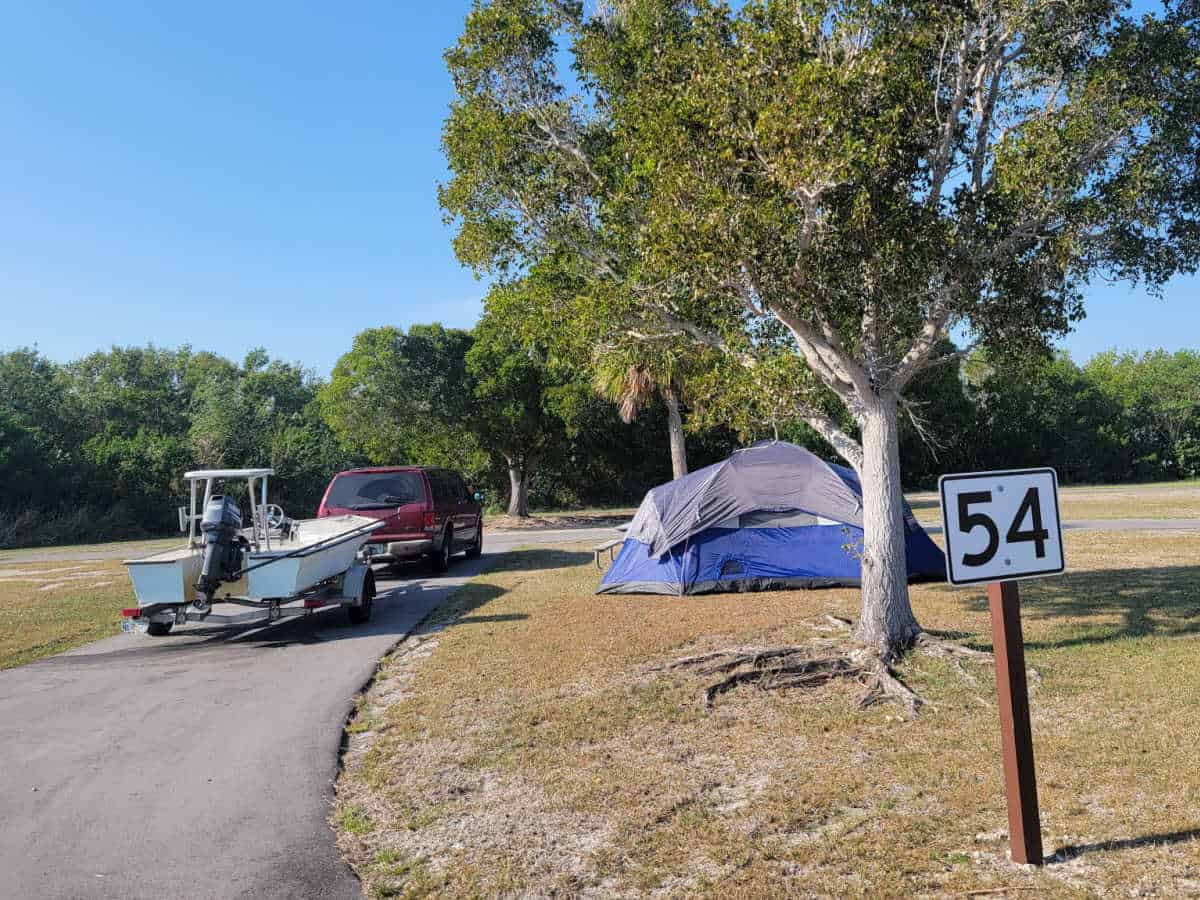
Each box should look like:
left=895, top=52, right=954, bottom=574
left=328, top=558, right=504, bottom=894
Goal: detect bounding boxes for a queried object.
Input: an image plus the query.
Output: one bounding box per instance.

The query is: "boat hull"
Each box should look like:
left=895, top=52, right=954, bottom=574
left=246, top=525, right=374, bottom=599
left=123, top=515, right=380, bottom=606
left=125, top=552, right=203, bottom=606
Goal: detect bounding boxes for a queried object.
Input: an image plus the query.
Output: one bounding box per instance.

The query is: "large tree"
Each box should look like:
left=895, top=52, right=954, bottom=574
left=466, top=300, right=578, bottom=516
left=442, top=0, right=1200, bottom=680
left=319, top=323, right=487, bottom=478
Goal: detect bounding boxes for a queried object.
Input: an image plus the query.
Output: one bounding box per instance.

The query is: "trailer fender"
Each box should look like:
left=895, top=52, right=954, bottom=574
left=340, top=561, right=372, bottom=606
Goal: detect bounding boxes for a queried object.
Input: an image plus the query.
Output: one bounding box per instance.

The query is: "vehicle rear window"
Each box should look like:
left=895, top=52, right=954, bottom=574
left=430, top=472, right=454, bottom=504
left=325, top=472, right=425, bottom=510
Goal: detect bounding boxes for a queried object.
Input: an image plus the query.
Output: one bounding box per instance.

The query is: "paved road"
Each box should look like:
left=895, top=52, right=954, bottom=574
left=0, top=528, right=613, bottom=900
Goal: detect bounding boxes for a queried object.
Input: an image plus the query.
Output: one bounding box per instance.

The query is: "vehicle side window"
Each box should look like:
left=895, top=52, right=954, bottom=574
left=453, top=474, right=469, bottom=503
left=430, top=473, right=451, bottom=505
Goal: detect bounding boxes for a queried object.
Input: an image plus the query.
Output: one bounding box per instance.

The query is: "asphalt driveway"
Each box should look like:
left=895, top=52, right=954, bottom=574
left=0, top=528, right=616, bottom=900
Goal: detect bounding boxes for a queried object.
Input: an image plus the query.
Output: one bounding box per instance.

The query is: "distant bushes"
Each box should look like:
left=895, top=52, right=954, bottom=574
left=2, top=341, right=1198, bottom=548
left=0, top=503, right=156, bottom=549
left=0, top=346, right=357, bottom=549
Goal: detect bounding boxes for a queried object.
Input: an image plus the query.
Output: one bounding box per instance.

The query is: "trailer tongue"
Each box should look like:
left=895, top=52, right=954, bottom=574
left=122, top=468, right=384, bottom=636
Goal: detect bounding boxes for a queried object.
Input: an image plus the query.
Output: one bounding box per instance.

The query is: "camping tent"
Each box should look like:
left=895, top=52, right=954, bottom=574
left=598, top=441, right=945, bottom=595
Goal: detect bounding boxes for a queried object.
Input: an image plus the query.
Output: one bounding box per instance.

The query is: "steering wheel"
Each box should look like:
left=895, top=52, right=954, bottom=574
left=263, top=504, right=287, bottom=530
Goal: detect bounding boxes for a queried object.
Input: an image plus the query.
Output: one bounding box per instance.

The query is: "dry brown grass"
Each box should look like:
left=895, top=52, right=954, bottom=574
left=0, top=560, right=133, bottom=668
left=0, top=536, right=180, bottom=564
left=334, top=532, right=1200, bottom=897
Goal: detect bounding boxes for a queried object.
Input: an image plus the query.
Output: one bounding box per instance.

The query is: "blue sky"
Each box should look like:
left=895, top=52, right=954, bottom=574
left=0, top=1, right=1193, bottom=375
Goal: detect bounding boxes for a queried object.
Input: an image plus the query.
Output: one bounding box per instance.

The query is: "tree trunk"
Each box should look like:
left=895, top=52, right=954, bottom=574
left=507, top=462, right=530, bottom=518
left=854, top=394, right=922, bottom=658
left=663, top=385, right=689, bottom=480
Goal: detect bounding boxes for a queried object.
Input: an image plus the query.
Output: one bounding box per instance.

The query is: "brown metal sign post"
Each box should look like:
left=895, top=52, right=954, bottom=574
left=939, top=468, right=1064, bottom=868
left=987, top=580, right=1043, bottom=865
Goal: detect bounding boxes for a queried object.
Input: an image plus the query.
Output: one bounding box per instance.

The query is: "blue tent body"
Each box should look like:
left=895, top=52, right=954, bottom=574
left=598, top=442, right=945, bottom=595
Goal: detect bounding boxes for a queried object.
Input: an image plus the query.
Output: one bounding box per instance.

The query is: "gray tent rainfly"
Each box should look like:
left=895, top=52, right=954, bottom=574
left=624, top=441, right=865, bottom=557
left=601, top=441, right=945, bottom=595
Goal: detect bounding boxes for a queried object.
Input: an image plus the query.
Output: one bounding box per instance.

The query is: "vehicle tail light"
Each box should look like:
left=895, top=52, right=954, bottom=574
left=121, top=608, right=142, bottom=618
left=423, top=511, right=436, bottom=532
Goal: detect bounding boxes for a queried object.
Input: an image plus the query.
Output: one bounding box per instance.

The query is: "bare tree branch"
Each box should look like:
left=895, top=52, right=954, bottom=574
left=800, top=406, right=864, bottom=472
left=529, top=111, right=605, bottom=188
left=888, top=286, right=958, bottom=390
left=624, top=312, right=759, bottom=370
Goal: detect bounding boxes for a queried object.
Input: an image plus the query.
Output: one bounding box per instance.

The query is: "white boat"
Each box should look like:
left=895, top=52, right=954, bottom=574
left=123, top=469, right=383, bottom=634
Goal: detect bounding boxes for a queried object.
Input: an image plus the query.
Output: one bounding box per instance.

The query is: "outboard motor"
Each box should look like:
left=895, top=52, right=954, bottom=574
left=195, top=495, right=246, bottom=610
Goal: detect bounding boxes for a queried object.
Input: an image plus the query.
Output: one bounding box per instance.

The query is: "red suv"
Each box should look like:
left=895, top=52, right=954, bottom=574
left=317, top=467, right=483, bottom=572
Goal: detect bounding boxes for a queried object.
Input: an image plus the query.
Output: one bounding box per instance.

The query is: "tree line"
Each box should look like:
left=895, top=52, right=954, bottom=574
left=1, top=332, right=1197, bottom=548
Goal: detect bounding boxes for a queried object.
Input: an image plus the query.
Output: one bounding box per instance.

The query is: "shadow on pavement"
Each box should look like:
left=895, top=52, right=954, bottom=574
left=29, top=547, right=590, bottom=669
left=32, top=576, right=485, bottom=667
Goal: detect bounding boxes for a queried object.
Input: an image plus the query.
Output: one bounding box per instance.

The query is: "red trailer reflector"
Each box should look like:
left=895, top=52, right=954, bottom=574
left=303, top=599, right=325, bottom=609
left=121, top=608, right=142, bottom=618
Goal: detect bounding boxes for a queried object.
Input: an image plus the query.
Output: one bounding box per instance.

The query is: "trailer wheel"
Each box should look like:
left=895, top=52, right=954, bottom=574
left=347, top=571, right=375, bottom=625
left=146, top=620, right=173, bottom=636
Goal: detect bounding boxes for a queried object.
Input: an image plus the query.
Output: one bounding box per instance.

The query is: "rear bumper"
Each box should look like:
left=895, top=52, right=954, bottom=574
left=365, top=538, right=434, bottom=561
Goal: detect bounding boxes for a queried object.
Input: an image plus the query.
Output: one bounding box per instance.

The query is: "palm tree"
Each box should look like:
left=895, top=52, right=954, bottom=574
left=594, top=356, right=688, bottom=479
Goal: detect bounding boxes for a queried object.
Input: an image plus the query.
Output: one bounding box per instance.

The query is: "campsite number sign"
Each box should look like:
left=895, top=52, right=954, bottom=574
left=938, top=468, right=1065, bottom=586
left=937, top=466, right=1066, bottom=867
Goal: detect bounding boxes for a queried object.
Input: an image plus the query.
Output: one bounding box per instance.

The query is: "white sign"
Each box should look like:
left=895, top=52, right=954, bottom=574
left=938, top=468, right=1065, bottom=586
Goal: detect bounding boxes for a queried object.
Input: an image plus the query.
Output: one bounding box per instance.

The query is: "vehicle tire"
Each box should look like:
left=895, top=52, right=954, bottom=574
left=430, top=529, right=453, bottom=574
left=146, top=620, right=173, bottom=636
left=466, top=519, right=483, bottom=559
left=348, top=571, right=375, bottom=625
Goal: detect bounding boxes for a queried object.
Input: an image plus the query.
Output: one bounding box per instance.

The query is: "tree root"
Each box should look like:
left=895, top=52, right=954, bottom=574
left=669, top=644, right=927, bottom=717
left=911, top=631, right=993, bottom=662
left=701, top=655, right=861, bottom=710
left=673, top=646, right=812, bottom=676
left=665, top=621, right=1009, bottom=718
left=857, top=657, right=924, bottom=719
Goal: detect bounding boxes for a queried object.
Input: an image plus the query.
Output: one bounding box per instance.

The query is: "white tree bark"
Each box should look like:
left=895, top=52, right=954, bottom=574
left=853, top=394, right=922, bottom=657
left=662, top=385, right=689, bottom=480
left=507, top=461, right=530, bottom=518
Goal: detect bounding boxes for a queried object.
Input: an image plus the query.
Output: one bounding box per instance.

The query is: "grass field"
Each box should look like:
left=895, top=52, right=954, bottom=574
left=0, top=560, right=134, bottom=669
left=335, top=531, right=1200, bottom=898
left=909, top=480, right=1200, bottom=524
left=0, top=536, right=179, bottom=564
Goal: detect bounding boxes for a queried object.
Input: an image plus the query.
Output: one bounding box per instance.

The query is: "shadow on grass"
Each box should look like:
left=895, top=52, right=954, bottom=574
left=1050, top=828, right=1200, bottom=863
left=487, top=548, right=592, bottom=573
left=455, top=613, right=529, bottom=625
left=381, top=547, right=591, bottom=579
left=404, top=548, right=592, bottom=638
left=960, top=564, right=1200, bottom=650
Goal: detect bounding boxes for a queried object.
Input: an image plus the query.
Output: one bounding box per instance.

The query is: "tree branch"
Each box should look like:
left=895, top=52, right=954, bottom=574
left=624, top=312, right=759, bottom=370
left=799, top=405, right=864, bottom=472
left=888, top=285, right=959, bottom=390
